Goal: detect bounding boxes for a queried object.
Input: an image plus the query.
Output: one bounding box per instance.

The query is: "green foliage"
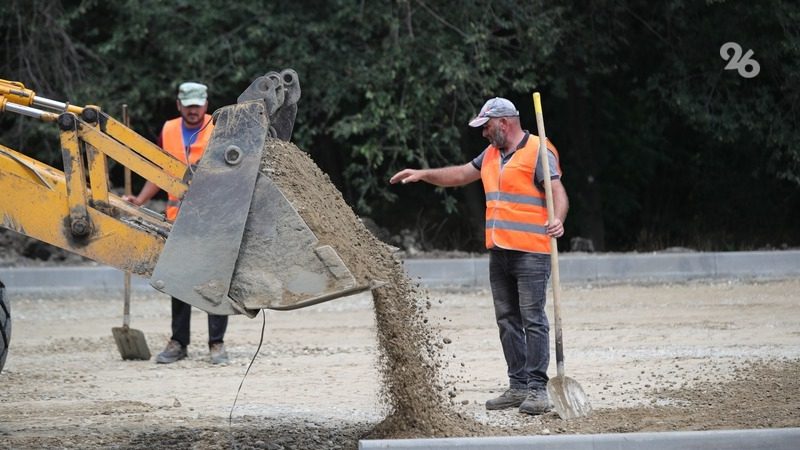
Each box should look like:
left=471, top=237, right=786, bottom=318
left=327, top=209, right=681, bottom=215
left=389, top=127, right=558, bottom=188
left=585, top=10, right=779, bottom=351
left=1, top=0, right=797, bottom=250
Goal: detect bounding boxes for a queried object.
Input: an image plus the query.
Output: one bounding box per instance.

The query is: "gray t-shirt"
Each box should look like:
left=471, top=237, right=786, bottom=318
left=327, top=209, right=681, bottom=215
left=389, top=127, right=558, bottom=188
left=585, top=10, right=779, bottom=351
left=470, top=131, right=561, bottom=189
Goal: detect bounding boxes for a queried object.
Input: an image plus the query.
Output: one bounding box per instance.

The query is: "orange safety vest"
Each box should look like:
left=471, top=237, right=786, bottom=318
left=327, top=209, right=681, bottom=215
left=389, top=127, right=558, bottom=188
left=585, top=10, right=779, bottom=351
left=160, top=114, right=214, bottom=222
left=480, top=135, right=561, bottom=254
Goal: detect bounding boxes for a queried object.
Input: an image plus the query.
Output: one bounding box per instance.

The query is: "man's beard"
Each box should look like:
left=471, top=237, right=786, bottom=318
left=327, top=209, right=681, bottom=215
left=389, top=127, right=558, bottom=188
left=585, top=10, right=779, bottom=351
left=490, top=128, right=507, bottom=150
left=185, top=114, right=203, bottom=127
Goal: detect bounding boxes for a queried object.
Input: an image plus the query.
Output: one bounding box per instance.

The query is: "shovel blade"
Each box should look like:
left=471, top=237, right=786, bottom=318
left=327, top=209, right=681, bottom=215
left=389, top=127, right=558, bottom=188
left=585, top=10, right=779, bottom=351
left=547, top=375, right=592, bottom=420
left=111, top=326, right=151, bottom=361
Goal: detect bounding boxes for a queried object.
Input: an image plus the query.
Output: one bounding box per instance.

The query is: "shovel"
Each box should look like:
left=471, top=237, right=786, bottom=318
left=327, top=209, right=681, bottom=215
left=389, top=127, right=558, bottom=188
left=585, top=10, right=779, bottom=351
left=532, top=92, right=591, bottom=419
left=111, top=105, right=151, bottom=360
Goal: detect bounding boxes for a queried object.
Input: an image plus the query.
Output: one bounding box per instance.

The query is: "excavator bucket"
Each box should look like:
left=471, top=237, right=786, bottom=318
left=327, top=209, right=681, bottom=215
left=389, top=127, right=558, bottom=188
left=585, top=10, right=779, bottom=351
left=150, top=70, right=374, bottom=316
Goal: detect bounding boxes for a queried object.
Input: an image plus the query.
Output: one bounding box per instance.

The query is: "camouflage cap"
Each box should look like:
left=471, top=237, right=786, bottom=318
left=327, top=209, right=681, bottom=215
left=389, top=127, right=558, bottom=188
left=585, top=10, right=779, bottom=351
left=177, top=82, right=208, bottom=107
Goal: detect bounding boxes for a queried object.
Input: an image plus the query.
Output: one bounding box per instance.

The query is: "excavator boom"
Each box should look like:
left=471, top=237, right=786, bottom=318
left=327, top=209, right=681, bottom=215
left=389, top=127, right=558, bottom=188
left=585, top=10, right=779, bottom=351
left=0, top=71, right=375, bottom=316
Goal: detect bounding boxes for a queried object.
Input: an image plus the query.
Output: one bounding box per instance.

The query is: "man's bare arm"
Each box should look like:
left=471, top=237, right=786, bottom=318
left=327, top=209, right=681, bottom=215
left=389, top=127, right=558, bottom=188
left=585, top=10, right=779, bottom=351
left=545, top=179, right=569, bottom=237
left=389, top=163, right=481, bottom=187
left=122, top=181, right=161, bottom=206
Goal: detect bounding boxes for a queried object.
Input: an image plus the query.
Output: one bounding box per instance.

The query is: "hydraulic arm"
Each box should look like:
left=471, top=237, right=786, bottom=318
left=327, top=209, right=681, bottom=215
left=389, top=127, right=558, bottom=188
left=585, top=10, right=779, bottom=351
left=0, top=72, right=375, bottom=316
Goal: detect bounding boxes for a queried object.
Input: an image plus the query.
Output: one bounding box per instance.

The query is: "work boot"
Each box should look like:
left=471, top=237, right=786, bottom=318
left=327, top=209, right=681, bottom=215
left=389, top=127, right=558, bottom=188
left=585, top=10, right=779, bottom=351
left=209, top=342, right=229, bottom=365
left=519, top=388, right=551, bottom=415
left=485, top=388, right=529, bottom=410
left=156, top=340, right=187, bottom=364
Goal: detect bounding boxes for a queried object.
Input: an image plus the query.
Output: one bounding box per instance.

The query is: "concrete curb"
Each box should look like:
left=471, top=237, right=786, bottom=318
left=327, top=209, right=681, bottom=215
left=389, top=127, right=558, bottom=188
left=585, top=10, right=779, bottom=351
left=358, top=427, right=800, bottom=450
left=0, top=250, right=798, bottom=294
left=404, top=250, right=800, bottom=288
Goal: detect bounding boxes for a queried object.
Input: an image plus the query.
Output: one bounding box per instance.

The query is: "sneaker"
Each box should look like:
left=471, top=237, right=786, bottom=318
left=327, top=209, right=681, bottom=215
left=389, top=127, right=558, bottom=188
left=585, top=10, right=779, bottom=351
left=519, top=388, right=551, bottom=415
left=485, top=388, right=529, bottom=410
left=209, top=342, right=229, bottom=364
left=156, top=340, right=187, bottom=364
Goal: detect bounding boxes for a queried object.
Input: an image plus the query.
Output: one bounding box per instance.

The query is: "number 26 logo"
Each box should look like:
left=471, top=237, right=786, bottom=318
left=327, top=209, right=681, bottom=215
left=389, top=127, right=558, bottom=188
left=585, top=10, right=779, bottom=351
left=720, top=42, right=760, bottom=78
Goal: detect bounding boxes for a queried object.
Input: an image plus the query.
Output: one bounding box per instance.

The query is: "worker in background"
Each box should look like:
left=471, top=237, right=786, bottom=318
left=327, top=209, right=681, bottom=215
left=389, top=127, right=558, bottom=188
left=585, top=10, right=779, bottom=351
left=389, top=97, right=568, bottom=415
left=123, top=81, right=229, bottom=365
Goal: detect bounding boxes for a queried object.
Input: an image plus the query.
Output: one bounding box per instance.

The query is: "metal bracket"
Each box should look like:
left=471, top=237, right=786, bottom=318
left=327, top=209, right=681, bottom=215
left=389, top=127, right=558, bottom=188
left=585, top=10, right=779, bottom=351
left=150, top=101, right=269, bottom=317
left=237, top=69, right=300, bottom=141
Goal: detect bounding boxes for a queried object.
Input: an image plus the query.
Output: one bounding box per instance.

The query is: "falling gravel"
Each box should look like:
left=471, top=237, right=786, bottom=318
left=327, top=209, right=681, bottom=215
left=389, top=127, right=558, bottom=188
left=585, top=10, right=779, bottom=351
left=262, top=138, right=491, bottom=438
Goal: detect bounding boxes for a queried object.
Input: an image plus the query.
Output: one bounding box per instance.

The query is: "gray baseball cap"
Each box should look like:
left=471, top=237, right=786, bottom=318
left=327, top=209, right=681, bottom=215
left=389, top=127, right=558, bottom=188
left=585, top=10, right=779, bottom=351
left=177, top=82, right=208, bottom=107
left=468, top=97, right=519, bottom=127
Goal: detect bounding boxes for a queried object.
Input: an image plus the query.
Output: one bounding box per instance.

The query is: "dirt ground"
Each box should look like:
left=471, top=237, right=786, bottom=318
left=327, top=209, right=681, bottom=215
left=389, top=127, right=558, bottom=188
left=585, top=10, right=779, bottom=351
left=2, top=140, right=799, bottom=447
left=1, top=277, right=798, bottom=449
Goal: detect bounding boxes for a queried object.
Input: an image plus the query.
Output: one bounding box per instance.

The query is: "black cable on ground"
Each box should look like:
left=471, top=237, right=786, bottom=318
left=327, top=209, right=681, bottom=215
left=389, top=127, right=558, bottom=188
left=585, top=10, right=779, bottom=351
left=228, top=309, right=267, bottom=448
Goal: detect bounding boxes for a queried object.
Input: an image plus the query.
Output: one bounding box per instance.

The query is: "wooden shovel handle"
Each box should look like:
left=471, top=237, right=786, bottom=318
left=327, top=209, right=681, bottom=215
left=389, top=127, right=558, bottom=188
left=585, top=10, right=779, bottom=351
left=121, top=105, right=132, bottom=326
left=532, top=93, right=565, bottom=378
left=122, top=105, right=132, bottom=197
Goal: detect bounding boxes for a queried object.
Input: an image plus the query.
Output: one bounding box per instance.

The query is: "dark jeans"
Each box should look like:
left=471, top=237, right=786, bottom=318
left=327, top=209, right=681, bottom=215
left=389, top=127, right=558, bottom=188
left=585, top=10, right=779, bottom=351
left=489, top=248, right=551, bottom=390
left=170, top=297, right=228, bottom=348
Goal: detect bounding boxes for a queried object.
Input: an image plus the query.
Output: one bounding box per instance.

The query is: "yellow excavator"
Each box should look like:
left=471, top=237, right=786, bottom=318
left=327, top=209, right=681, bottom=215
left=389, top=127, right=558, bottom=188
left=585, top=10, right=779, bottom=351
left=0, top=71, right=377, bottom=370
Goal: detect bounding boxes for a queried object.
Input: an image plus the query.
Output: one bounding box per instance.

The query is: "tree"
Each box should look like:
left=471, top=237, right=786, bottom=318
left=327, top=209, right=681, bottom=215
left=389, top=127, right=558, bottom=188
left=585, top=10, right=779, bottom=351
left=1, top=0, right=797, bottom=251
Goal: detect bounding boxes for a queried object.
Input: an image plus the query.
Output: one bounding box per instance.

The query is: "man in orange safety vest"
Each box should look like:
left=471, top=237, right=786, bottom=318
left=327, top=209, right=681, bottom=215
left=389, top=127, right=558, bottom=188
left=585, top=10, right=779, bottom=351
left=390, top=97, right=569, bottom=415
left=124, top=81, right=229, bottom=365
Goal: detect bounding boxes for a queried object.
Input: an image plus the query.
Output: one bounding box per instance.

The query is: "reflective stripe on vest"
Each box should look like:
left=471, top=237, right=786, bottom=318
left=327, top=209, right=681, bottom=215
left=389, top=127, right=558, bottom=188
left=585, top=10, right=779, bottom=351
left=485, top=192, right=547, bottom=207
left=480, top=135, right=560, bottom=254
left=161, top=115, right=214, bottom=222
